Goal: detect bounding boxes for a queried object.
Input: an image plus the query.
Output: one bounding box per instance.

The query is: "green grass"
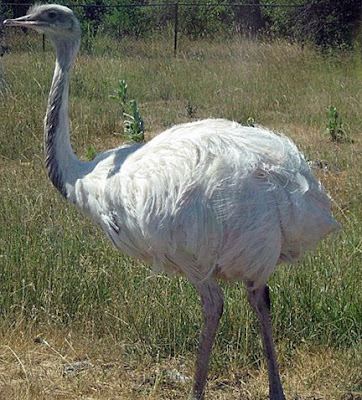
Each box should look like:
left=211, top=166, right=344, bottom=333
left=0, top=31, right=361, bottom=398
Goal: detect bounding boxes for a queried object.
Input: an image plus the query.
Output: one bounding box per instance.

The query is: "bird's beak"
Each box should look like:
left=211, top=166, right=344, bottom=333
left=3, top=14, right=40, bottom=28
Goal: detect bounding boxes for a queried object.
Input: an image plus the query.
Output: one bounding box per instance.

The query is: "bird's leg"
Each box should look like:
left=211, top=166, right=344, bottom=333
left=247, top=284, right=286, bottom=400
left=191, top=280, right=224, bottom=400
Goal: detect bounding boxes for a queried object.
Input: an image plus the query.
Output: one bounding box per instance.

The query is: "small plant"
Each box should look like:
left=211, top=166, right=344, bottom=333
left=113, top=79, right=128, bottom=106
left=324, top=105, right=346, bottom=142
left=247, top=117, right=255, bottom=127
left=123, top=100, right=144, bottom=143
left=111, top=80, right=144, bottom=143
left=186, top=100, right=197, bottom=118
left=87, top=145, right=97, bottom=161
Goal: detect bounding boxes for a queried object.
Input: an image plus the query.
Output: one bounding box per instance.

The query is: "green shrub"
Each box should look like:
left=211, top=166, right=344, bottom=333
left=324, top=105, right=349, bottom=142
left=262, top=0, right=362, bottom=50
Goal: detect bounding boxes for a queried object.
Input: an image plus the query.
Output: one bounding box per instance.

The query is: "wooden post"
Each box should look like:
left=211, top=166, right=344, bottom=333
left=174, top=3, right=179, bottom=56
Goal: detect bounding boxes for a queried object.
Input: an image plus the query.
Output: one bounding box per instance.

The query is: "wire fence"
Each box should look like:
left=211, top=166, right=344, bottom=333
left=2, top=2, right=304, bottom=55
left=1, top=2, right=304, bottom=8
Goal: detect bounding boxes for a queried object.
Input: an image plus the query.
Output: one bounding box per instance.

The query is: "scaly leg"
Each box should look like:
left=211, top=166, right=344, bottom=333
left=191, top=279, right=224, bottom=400
left=248, top=284, right=286, bottom=400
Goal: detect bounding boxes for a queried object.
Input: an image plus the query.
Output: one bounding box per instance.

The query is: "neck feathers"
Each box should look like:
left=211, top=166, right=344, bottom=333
left=44, top=38, right=80, bottom=198
left=45, top=63, right=68, bottom=197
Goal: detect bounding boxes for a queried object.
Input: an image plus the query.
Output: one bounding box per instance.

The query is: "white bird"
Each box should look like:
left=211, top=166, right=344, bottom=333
left=4, top=5, right=340, bottom=400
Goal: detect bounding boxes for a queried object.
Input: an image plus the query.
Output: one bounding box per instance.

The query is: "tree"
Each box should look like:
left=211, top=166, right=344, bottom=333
left=262, top=0, right=362, bottom=49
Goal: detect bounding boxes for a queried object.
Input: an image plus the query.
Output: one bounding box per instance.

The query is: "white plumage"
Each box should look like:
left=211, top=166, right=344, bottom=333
left=4, top=5, right=339, bottom=400
left=72, top=119, right=337, bottom=289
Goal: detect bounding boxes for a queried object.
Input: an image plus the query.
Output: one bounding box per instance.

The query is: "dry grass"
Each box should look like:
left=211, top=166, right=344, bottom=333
left=0, top=327, right=360, bottom=400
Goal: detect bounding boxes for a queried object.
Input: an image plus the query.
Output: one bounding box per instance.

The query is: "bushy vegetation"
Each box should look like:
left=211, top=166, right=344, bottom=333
left=2, top=0, right=361, bottom=49
left=263, top=0, right=362, bottom=50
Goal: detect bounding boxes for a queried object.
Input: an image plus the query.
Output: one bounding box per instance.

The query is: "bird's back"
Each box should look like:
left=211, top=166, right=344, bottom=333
left=97, top=119, right=339, bottom=287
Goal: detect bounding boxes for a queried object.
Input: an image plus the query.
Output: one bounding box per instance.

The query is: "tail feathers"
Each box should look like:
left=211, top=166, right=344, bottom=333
left=279, top=182, right=340, bottom=263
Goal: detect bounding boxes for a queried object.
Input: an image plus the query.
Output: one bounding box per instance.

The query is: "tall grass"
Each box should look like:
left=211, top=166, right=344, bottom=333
left=0, top=31, right=361, bottom=395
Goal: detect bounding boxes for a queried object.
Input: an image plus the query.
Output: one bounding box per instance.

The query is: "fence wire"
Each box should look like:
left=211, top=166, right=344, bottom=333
left=1, top=2, right=303, bottom=55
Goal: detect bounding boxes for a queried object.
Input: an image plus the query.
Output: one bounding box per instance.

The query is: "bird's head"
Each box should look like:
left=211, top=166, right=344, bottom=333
left=4, top=4, right=81, bottom=42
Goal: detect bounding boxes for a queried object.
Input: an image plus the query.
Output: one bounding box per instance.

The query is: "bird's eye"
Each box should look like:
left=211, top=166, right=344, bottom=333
left=48, top=11, right=57, bottom=19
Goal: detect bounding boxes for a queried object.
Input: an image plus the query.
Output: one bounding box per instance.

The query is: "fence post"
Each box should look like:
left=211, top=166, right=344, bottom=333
left=173, top=3, right=179, bottom=56
left=42, top=34, right=45, bottom=52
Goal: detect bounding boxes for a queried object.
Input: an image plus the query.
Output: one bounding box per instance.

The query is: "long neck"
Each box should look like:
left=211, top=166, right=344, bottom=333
left=44, top=38, right=81, bottom=198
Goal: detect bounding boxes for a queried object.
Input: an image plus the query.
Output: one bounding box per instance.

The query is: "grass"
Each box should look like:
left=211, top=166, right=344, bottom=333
left=0, top=30, right=361, bottom=399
